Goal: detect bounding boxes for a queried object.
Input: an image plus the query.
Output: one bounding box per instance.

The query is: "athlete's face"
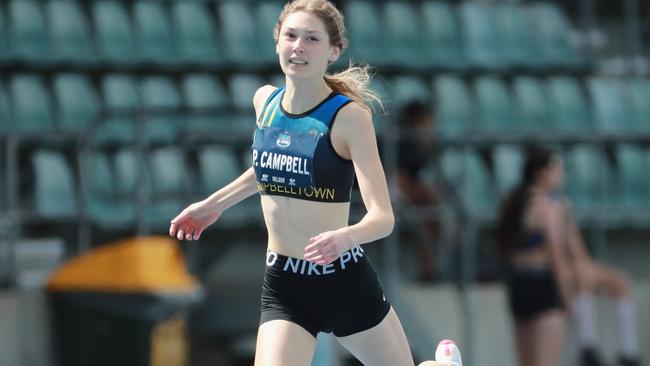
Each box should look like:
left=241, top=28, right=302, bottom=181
left=540, top=157, right=565, bottom=191
left=276, top=11, right=341, bottom=79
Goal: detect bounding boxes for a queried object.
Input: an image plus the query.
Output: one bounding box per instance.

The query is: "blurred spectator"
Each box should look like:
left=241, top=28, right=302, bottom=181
left=497, top=146, right=641, bottom=366
left=396, top=100, right=441, bottom=281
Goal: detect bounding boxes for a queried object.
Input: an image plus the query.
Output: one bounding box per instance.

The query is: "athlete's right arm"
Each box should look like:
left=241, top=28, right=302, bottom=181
left=169, top=85, right=277, bottom=241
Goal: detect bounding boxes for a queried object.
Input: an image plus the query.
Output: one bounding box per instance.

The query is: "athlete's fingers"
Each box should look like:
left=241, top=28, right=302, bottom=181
left=177, top=230, right=185, bottom=241
left=194, top=228, right=203, bottom=240
left=169, top=223, right=178, bottom=237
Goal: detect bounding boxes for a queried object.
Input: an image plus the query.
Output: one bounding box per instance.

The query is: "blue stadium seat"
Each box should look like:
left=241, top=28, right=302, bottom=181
left=493, top=145, right=524, bottom=199
left=141, top=76, right=183, bottom=144
left=47, top=0, right=93, bottom=61
left=93, top=1, right=137, bottom=62
left=0, top=81, right=11, bottom=132
left=433, top=75, right=474, bottom=138
left=53, top=74, right=99, bottom=133
left=96, top=74, right=139, bottom=145
left=254, top=1, right=283, bottom=64
left=494, top=3, right=538, bottom=69
left=527, top=3, right=584, bottom=68
left=545, top=77, right=591, bottom=130
left=420, top=1, right=465, bottom=69
left=81, top=151, right=134, bottom=229
left=134, top=1, right=176, bottom=62
left=474, top=76, right=515, bottom=131
left=9, top=0, right=49, bottom=58
left=383, top=1, right=423, bottom=67
left=344, top=1, right=383, bottom=64
left=219, top=1, right=260, bottom=66
left=588, top=78, right=635, bottom=132
left=9, top=75, right=54, bottom=132
left=459, top=2, right=504, bottom=70
left=628, top=79, right=650, bottom=129
left=174, top=2, right=221, bottom=63
left=32, top=150, right=77, bottom=218
left=182, top=74, right=230, bottom=132
left=615, top=144, right=649, bottom=209
left=513, top=77, right=551, bottom=130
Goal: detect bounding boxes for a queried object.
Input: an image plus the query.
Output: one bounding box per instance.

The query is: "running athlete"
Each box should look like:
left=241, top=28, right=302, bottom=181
left=497, top=146, right=641, bottom=366
left=170, top=1, right=437, bottom=365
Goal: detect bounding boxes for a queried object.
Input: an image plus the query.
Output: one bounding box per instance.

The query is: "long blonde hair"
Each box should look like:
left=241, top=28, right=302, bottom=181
left=273, top=0, right=382, bottom=113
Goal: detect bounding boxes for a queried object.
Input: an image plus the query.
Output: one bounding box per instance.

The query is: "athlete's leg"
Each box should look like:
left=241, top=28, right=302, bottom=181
left=254, top=320, right=317, bottom=366
left=336, top=307, right=415, bottom=366
left=530, top=310, right=566, bottom=366
left=514, top=319, right=536, bottom=366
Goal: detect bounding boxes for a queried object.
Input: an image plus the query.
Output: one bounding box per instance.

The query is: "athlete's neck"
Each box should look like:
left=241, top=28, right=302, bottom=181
left=282, top=78, right=332, bottom=115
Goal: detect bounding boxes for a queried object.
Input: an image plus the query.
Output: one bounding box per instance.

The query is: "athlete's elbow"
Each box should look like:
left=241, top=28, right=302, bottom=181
left=380, top=213, right=395, bottom=237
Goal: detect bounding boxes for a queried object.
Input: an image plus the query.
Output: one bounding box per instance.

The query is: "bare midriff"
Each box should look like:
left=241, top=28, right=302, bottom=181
left=260, top=194, right=350, bottom=258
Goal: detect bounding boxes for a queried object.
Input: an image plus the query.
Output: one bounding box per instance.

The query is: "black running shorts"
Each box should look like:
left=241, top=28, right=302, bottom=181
left=260, top=245, right=391, bottom=338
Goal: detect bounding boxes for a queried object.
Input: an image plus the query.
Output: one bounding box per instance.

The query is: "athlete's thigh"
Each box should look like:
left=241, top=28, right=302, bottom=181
left=254, top=319, right=317, bottom=366
left=336, top=307, right=415, bottom=366
left=530, top=310, right=566, bottom=366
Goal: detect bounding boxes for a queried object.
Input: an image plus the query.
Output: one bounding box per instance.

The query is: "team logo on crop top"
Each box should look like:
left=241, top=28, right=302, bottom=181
left=276, top=132, right=291, bottom=148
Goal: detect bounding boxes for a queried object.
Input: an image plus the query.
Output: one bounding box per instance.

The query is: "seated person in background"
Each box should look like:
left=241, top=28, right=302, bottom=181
left=497, top=146, right=641, bottom=366
left=396, top=100, right=442, bottom=281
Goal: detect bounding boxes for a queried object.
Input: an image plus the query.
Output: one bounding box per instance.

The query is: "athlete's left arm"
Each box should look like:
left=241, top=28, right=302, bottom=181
left=304, top=103, right=394, bottom=265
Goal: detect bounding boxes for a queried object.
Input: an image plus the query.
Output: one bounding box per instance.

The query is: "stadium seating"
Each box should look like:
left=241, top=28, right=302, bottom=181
left=433, top=75, right=474, bottom=138
left=182, top=74, right=230, bottom=132
left=420, top=1, right=465, bottom=69
left=95, top=74, right=139, bottom=145
left=628, top=79, right=650, bottom=129
left=383, top=1, right=422, bottom=68
left=173, top=2, right=221, bottom=63
left=53, top=74, right=99, bottom=133
left=344, top=1, right=383, bottom=65
left=93, top=1, right=137, bottom=62
left=493, top=145, right=524, bottom=199
left=513, top=77, right=551, bottom=130
left=140, top=76, right=183, bottom=144
left=9, top=75, right=54, bottom=133
left=254, top=1, right=283, bottom=64
left=588, top=77, right=636, bottom=132
left=32, top=150, right=77, bottom=218
left=134, top=1, right=176, bottom=62
left=545, top=76, right=591, bottom=130
left=219, top=1, right=260, bottom=66
left=0, top=81, right=11, bottom=132
left=474, top=76, right=515, bottom=131
left=47, top=0, right=93, bottom=61
left=9, top=0, right=49, bottom=59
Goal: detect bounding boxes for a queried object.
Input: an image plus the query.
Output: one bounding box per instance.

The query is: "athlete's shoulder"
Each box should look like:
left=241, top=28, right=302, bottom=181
left=253, top=85, right=279, bottom=116
left=335, top=101, right=373, bottom=130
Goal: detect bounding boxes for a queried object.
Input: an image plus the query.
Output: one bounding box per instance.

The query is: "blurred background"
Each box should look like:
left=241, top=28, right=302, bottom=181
left=0, top=0, right=649, bottom=365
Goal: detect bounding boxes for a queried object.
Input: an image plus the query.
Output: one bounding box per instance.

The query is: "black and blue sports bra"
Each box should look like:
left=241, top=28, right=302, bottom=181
left=251, top=87, right=355, bottom=202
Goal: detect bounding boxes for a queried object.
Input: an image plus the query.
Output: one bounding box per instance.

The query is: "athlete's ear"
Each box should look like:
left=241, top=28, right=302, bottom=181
left=328, top=46, right=341, bottom=64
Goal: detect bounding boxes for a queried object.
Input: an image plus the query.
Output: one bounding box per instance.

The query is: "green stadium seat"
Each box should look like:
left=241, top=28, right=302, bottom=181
left=141, top=76, right=183, bottom=144
left=493, top=145, right=524, bottom=199
left=219, top=2, right=259, bottom=66
left=32, top=150, right=77, bottom=218
left=174, top=2, right=221, bottom=63
left=145, top=147, right=190, bottom=231
left=81, top=151, right=134, bottom=229
left=474, top=76, right=514, bottom=130
left=545, top=77, right=591, bottom=130
left=182, top=74, right=230, bottom=132
left=563, top=145, right=611, bottom=211
left=254, top=1, right=283, bottom=64
left=95, top=74, right=139, bottom=145
left=10, top=75, right=54, bottom=132
left=9, top=0, right=49, bottom=58
left=588, top=78, right=635, bottom=132
left=0, top=5, right=8, bottom=58
left=384, top=1, right=422, bottom=67
left=0, top=81, right=11, bottom=132
left=615, top=144, right=649, bottom=209
left=197, top=146, right=252, bottom=228
left=494, top=3, right=538, bottom=69
left=134, top=1, right=176, bottom=61
left=344, top=1, right=383, bottom=64
left=459, top=2, right=504, bottom=70
left=47, top=0, right=93, bottom=61
left=53, top=74, right=99, bottom=133
left=628, top=79, right=650, bottom=129
left=93, top=1, right=137, bottom=62
left=441, top=148, right=494, bottom=219
left=513, top=77, right=551, bottom=130
left=433, top=75, right=474, bottom=138
left=527, top=3, right=583, bottom=68
left=230, top=74, right=262, bottom=130
left=391, top=76, right=430, bottom=107
left=420, top=1, right=465, bottom=69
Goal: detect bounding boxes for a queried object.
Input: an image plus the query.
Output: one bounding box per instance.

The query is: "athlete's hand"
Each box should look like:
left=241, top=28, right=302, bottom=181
left=304, top=229, right=354, bottom=265
left=169, top=200, right=221, bottom=241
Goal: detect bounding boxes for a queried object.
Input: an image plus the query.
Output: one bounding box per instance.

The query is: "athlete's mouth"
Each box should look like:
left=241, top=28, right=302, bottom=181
left=289, top=57, right=308, bottom=65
